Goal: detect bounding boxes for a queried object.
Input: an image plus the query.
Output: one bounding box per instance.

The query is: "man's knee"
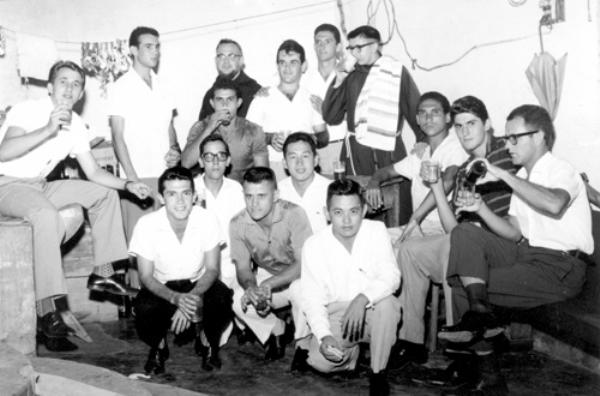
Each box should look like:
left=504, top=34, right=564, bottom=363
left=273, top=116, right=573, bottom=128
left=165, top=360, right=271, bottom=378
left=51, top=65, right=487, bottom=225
left=372, top=296, right=401, bottom=322
left=450, top=222, right=480, bottom=245
left=28, top=206, right=64, bottom=235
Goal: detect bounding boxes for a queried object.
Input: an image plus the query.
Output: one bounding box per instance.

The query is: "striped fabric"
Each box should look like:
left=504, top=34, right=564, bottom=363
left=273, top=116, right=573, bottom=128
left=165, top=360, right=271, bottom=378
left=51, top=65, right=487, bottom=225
left=354, top=55, right=402, bottom=151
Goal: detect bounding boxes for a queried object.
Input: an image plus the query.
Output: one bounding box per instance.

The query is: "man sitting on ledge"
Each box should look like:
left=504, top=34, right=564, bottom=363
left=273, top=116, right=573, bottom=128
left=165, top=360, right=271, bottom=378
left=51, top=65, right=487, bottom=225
left=0, top=60, right=150, bottom=351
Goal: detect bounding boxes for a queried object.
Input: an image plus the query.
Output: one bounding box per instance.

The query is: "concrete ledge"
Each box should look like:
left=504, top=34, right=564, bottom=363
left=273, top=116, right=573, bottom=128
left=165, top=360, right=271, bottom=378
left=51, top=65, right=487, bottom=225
left=534, top=329, right=600, bottom=374
left=0, top=343, right=35, bottom=396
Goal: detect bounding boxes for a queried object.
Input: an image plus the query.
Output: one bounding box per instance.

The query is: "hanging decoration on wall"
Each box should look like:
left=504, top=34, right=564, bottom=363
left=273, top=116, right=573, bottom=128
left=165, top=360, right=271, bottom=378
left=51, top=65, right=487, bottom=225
left=81, top=40, right=130, bottom=94
left=0, top=27, right=6, bottom=58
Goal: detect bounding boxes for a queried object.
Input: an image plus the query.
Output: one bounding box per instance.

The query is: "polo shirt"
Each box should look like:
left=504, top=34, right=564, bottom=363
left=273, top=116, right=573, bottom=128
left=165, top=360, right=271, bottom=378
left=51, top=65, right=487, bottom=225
left=0, top=97, right=90, bottom=179
left=393, top=132, right=468, bottom=227
left=229, top=199, right=312, bottom=275
left=300, top=220, right=400, bottom=341
left=185, top=116, right=268, bottom=183
left=508, top=152, right=593, bottom=254
left=129, top=206, right=223, bottom=283
left=278, top=173, right=330, bottom=233
left=246, top=86, right=324, bottom=162
left=108, top=69, right=174, bottom=178
left=302, top=68, right=346, bottom=142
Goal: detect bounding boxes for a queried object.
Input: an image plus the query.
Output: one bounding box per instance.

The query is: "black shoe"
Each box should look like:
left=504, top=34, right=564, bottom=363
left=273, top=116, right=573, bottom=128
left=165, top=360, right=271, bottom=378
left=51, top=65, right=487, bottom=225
left=144, top=342, right=169, bottom=375
left=236, top=327, right=256, bottom=345
left=87, top=273, right=137, bottom=297
left=388, top=341, right=427, bottom=370
left=38, top=311, right=73, bottom=338
left=442, top=373, right=508, bottom=396
left=37, top=332, right=78, bottom=352
left=264, top=335, right=285, bottom=361
left=411, top=358, right=477, bottom=389
left=195, top=339, right=222, bottom=371
left=290, top=347, right=310, bottom=373
left=438, top=311, right=503, bottom=343
left=369, top=372, right=390, bottom=396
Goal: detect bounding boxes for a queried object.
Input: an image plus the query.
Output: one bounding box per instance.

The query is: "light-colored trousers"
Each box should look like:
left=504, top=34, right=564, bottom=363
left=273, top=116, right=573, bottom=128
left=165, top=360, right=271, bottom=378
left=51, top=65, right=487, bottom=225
left=232, top=267, right=305, bottom=345
left=396, top=232, right=454, bottom=344
left=317, top=140, right=343, bottom=176
left=120, top=177, right=159, bottom=242
left=0, top=179, right=128, bottom=300
left=306, top=295, right=401, bottom=374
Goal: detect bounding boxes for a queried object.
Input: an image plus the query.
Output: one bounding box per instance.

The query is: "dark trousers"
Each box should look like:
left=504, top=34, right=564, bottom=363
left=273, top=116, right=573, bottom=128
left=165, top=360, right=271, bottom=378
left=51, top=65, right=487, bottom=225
left=447, top=223, right=587, bottom=321
left=134, top=279, right=233, bottom=349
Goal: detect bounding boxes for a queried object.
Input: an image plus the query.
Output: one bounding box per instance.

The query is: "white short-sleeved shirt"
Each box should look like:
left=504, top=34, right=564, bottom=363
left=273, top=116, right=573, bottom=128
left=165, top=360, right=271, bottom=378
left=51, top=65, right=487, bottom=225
left=278, top=173, right=330, bottom=233
left=108, top=70, right=174, bottom=178
left=246, top=86, right=324, bottom=162
left=300, top=220, right=400, bottom=341
left=302, top=68, right=346, bottom=142
left=0, top=97, right=90, bottom=179
left=128, top=206, right=224, bottom=283
left=508, top=152, right=593, bottom=254
left=193, top=176, right=246, bottom=282
left=393, top=132, right=468, bottom=228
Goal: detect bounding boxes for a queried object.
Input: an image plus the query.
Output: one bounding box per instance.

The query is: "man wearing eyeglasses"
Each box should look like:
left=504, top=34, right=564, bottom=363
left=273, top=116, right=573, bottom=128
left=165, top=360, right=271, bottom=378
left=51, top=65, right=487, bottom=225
left=437, top=104, right=592, bottom=393
left=322, top=25, right=423, bottom=178
left=182, top=78, right=269, bottom=183
left=198, top=39, right=262, bottom=121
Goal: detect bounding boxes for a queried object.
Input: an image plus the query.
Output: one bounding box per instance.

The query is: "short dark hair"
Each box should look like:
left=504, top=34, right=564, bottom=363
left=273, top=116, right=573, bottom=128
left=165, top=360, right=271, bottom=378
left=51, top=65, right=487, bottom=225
left=276, top=39, right=306, bottom=64
left=314, top=23, right=341, bottom=43
left=451, top=95, right=489, bottom=123
left=216, top=38, right=243, bottom=55
left=283, top=132, right=317, bottom=156
left=243, top=167, right=277, bottom=189
left=212, top=76, right=241, bottom=99
left=199, top=133, right=230, bottom=156
left=419, top=91, right=450, bottom=114
left=347, top=25, right=381, bottom=42
left=506, top=105, right=556, bottom=150
left=129, top=26, right=159, bottom=48
left=326, top=179, right=365, bottom=208
left=158, top=166, right=195, bottom=195
left=48, top=60, right=86, bottom=88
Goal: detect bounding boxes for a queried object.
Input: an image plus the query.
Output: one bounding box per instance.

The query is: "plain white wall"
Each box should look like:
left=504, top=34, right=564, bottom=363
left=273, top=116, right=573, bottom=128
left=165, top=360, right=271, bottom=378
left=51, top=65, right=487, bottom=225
left=1, top=0, right=599, bottom=185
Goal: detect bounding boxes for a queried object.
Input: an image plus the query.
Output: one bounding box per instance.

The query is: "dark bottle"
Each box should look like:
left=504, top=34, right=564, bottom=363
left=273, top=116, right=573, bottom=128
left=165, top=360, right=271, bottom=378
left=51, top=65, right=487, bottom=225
left=465, top=160, right=487, bottom=185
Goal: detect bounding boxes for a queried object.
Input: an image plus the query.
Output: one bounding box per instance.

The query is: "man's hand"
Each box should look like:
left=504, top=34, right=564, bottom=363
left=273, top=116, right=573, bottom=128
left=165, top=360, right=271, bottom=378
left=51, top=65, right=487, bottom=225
left=455, top=190, right=484, bottom=215
left=319, top=335, right=344, bottom=363
left=255, top=86, right=270, bottom=98
left=243, top=285, right=272, bottom=317
left=271, top=132, right=287, bottom=152
left=399, top=217, right=424, bottom=242
left=164, top=148, right=181, bottom=168
left=47, top=103, right=72, bottom=135
left=125, top=181, right=151, bottom=200
left=173, top=292, right=201, bottom=318
left=171, top=308, right=191, bottom=334
left=207, top=109, right=232, bottom=130
left=341, top=294, right=368, bottom=342
left=365, top=178, right=384, bottom=210
left=310, top=94, right=324, bottom=115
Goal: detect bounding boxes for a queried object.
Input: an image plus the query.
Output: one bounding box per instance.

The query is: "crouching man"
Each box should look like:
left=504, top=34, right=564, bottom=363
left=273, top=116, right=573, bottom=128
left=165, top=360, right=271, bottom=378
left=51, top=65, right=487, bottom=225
left=130, top=167, right=233, bottom=374
left=298, top=179, right=401, bottom=396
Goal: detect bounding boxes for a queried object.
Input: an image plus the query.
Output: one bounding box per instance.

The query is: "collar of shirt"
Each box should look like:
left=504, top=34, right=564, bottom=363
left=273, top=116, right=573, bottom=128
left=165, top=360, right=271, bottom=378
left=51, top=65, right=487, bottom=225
left=516, top=151, right=552, bottom=179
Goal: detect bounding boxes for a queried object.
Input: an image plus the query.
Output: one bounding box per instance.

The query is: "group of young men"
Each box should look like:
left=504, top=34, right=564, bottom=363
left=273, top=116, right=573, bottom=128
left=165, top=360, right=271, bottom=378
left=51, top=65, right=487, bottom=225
left=0, top=19, right=594, bottom=396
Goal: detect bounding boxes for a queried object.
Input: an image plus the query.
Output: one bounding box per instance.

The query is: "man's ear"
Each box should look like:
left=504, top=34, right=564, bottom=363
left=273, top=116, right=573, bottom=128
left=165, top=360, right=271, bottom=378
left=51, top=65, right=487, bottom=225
left=209, top=98, right=216, bottom=110
left=362, top=203, right=368, bottom=218
left=301, top=61, right=308, bottom=73
left=324, top=206, right=331, bottom=222
left=274, top=189, right=280, bottom=202
left=47, top=82, right=54, bottom=96
left=444, top=113, right=451, bottom=124
left=157, top=194, right=165, bottom=206
left=484, top=119, right=492, bottom=132
left=236, top=97, right=243, bottom=110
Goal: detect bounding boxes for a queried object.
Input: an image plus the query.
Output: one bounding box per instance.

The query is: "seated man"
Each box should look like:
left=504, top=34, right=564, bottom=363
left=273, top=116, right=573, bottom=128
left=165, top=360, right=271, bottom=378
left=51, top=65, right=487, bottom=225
left=394, top=95, right=516, bottom=366
left=131, top=167, right=233, bottom=373
left=193, top=134, right=245, bottom=288
left=298, top=179, right=400, bottom=396
left=230, top=167, right=312, bottom=360
left=182, top=77, right=269, bottom=183
left=279, top=132, right=331, bottom=233
left=0, top=60, right=150, bottom=351
left=440, top=105, right=592, bottom=393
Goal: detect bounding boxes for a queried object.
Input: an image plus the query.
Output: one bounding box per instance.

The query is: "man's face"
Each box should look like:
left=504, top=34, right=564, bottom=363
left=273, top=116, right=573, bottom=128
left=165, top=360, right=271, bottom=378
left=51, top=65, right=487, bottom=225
left=277, top=50, right=304, bottom=84
left=159, top=179, right=196, bottom=222
left=243, top=180, right=278, bottom=222
left=505, top=116, right=539, bottom=166
left=314, top=31, right=338, bottom=62
left=284, top=140, right=318, bottom=183
left=48, top=67, right=84, bottom=108
left=454, top=112, right=488, bottom=154
left=199, top=140, right=230, bottom=181
left=210, top=88, right=241, bottom=121
left=327, top=194, right=366, bottom=240
left=215, top=43, right=243, bottom=79
left=131, top=34, right=160, bottom=69
left=347, top=35, right=379, bottom=65
left=416, top=99, right=450, bottom=138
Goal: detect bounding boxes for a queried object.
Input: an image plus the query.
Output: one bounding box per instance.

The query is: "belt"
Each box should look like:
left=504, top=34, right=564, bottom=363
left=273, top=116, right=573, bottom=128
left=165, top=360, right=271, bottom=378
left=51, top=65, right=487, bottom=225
left=565, top=250, right=584, bottom=259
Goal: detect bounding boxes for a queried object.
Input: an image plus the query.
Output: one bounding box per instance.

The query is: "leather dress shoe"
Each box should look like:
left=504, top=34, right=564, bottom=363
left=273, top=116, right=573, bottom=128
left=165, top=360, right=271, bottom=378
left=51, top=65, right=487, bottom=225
left=369, top=372, right=390, bottom=396
left=87, top=273, right=137, bottom=297
left=38, top=311, right=73, bottom=338
left=264, top=335, right=285, bottom=361
left=438, top=311, right=504, bottom=343
left=236, top=327, right=256, bottom=345
left=388, top=341, right=428, bottom=370
left=442, top=373, right=508, bottom=396
left=290, top=347, right=310, bottom=373
left=144, top=342, right=169, bottom=375
left=195, top=339, right=222, bottom=371
left=37, top=332, right=78, bottom=352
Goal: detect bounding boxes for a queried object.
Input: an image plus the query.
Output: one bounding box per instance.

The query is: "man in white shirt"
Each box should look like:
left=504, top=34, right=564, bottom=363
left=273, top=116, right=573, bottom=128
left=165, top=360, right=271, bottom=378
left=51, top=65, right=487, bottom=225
left=439, top=105, right=593, bottom=394
left=0, top=60, right=150, bottom=351
left=130, top=167, right=233, bottom=374
left=193, top=134, right=245, bottom=288
left=279, top=132, right=330, bottom=233
left=246, top=39, right=328, bottom=180
left=109, top=26, right=180, bottom=241
left=303, top=24, right=347, bottom=176
left=298, top=179, right=400, bottom=396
